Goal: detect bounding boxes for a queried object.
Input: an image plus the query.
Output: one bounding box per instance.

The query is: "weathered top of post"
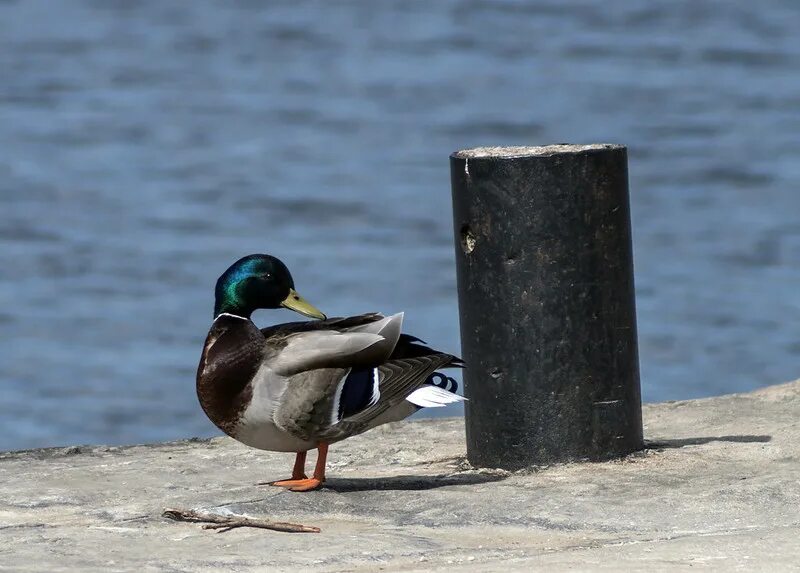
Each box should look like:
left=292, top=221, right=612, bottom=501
left=451, top=143, right=624, bottom=159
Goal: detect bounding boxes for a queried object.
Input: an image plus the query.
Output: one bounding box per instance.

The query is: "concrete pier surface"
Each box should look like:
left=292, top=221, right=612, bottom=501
left=2, top=381, right=799, bottom=572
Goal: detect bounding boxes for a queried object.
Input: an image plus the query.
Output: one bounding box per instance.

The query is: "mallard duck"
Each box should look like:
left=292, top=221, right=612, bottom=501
left=196, top=254, right=464, bottom=491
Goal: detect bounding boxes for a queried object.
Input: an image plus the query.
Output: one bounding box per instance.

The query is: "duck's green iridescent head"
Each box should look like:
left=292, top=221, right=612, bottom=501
left=214, top=254, right=326, bottom=320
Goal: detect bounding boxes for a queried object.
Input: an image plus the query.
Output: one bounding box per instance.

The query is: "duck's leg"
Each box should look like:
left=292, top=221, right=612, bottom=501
left=283, top=443, right=328, bottom=492
left=268, top=451, right=308, bottom=487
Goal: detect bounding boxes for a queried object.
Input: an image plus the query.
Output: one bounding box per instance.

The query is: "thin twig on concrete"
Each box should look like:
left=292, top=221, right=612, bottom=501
left=162, top=508, right=321, bottom=533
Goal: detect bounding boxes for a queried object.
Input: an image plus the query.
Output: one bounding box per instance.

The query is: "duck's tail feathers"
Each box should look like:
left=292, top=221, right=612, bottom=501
left=406, top=385, right=467, bottom=408
left=426, top=372, right=459, bottom=393
left=390, top=334, right=464, bottom=368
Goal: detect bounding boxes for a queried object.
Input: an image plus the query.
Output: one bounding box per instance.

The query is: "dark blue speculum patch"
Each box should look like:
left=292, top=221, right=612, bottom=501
left=338, top=368, right=379, bottom=420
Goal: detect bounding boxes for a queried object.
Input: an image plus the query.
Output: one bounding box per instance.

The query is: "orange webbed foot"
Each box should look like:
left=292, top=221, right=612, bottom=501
left=259, top=446, right=327, bottom=491
left=285, top=477, right=324, bottom=492
left=268, top=476, right=309, bottom=488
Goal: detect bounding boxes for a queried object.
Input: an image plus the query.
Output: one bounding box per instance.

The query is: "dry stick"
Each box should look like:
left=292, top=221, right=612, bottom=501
left=163, top=508, right=321, bottom=533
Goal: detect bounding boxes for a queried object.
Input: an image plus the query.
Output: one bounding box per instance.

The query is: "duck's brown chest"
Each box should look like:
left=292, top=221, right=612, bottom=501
left=196, top=316, right=265, bottom=435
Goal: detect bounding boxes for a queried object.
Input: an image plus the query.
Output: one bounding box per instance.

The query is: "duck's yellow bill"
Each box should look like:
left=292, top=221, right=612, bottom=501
left=281, top=289, right=327, bottom=320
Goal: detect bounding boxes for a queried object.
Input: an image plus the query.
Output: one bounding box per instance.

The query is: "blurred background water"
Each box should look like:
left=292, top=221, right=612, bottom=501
left=1, top=0, right=799, bottom=451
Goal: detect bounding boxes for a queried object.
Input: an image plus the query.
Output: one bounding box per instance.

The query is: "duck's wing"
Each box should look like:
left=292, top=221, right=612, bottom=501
left=266, top=313, right=403, bottom=375
left=267, top=313, right=463, bottom=443
left=276, top=351, right=460, bottom=443
left=312, top=339, right=462, bottom=441
left=269, top=314, right=405, bottom=440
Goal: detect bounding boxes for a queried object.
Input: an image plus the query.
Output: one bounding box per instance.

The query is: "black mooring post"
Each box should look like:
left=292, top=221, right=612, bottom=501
left=450, top=144, right=643, bottom=470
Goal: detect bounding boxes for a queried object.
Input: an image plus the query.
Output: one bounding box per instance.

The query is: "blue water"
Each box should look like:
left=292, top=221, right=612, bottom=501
left=1, top=0, right=799, bottom=451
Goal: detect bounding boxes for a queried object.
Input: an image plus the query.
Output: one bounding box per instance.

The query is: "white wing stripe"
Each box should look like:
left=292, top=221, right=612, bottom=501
left=369, top=367, right=381, bottom=408
left=330, top=368, right=351, bottom=426
left=405, top=385, right=467, bottom=408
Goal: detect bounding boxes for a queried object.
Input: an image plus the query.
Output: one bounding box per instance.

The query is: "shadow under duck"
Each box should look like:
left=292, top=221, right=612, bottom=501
left=196, top=254, right=464, bottom=491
